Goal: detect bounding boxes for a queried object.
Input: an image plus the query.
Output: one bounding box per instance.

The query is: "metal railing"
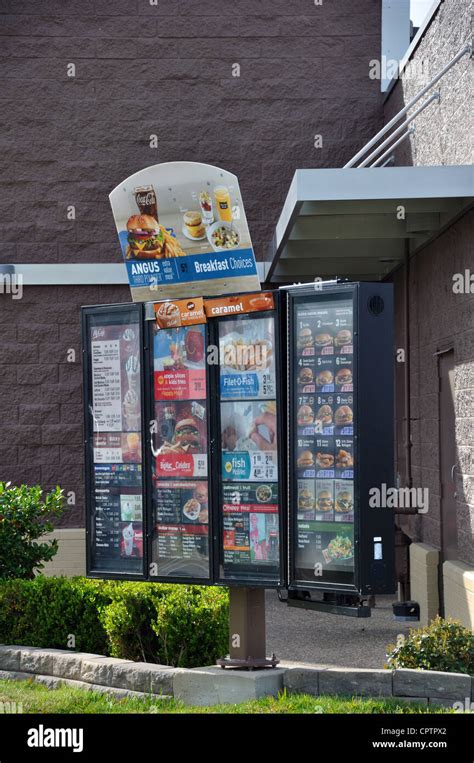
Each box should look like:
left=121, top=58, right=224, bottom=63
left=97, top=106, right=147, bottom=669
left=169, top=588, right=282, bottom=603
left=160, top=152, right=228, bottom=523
left=344, top=42, right=472, bottom=168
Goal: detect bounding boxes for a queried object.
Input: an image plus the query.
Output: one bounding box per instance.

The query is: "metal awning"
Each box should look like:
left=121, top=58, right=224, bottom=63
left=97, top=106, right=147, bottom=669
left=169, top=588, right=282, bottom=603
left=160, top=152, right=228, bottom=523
left=267, top=165, right=473, bottom=283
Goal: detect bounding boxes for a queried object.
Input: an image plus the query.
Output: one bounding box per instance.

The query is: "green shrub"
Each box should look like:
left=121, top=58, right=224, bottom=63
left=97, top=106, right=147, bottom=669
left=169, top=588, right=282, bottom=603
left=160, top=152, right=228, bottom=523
left=99, top=582, right=164, bottom=663
left=0, top=577, right=229, bottom=668
left=152, top=585, right=230, bottom=667
left=0, top=577, right=111, bottom=654
left=0, top=483, right=65, bottom=579
left=387, top=616, right=474, bottom=674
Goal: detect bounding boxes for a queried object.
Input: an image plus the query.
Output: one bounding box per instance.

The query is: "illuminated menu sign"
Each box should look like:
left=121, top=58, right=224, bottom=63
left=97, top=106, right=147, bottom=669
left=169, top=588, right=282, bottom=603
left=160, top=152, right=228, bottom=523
left=88, top=316, right=144, bottom=574
left=293, top=298, right=356, bottom=585
left=217, top=313, right=281, bottom=581
left=150, top=323, right=210, bottom=579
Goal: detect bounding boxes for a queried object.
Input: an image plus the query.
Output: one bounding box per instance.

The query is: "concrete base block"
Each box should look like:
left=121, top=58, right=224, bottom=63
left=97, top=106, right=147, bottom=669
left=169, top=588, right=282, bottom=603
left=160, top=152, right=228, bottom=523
left=393, top=668, right=471, bottom=699
left=282, top=663, right=322, bottom=695
left=0, top=646, right=22, bottom=672
left=80, top=656, right=136, bottom=687
left=318, top=668, right=393, bottom=697
left=173, top=666, right=286, bottom=706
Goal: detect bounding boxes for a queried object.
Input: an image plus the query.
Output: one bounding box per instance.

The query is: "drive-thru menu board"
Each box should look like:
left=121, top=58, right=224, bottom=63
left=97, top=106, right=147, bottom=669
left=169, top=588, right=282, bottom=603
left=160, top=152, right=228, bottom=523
left=151, top=321, right=210, bottom=578
left=216, top=309, right=281, bottom=582
left=88, top=311, right=144, bottom=574
left=293, top=296, right=356, bottom=586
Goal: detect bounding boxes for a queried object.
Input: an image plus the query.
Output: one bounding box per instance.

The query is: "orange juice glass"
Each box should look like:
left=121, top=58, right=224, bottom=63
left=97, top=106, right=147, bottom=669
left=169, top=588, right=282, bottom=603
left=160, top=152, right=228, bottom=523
left=214, top=186, right=233, bottom=222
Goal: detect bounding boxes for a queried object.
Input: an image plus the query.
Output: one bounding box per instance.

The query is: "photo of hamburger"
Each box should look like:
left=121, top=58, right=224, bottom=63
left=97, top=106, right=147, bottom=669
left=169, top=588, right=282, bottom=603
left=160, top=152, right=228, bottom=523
left=336, top=449, right=353, bottom=468
left=126, top=214, right=185, bottom=259
left=335, top=329, right=352, bottom=347
left=298, top=488, right=314, bottom=510
left=159, top=416, right=205, bottom=455
left=315, top=333, right=333, bottom=348
left=315, top=404, right=332, bottom=425
left=317, top=489, right=333, bottom=512
left=297, top=327, right=313, bottom=351
left=335, top=490, right=353, bottom=513
left=297, top=405, right=314, bottom=425
left=335, top=405, right=353, bottom=426
left=316, top=369, right=333, bottom=387
left=126, top=214, right=164, bottom=259
left=298, top=367, right=313, bottom=385
left=174, top=417, right=203, bottom=452
left=335, top=367, right=352, bottom=386
left=297, top=450, right=314, bottom=469
left=316, top=452, right=334, bottom=469
left=183, top=210, right=205, bottom=238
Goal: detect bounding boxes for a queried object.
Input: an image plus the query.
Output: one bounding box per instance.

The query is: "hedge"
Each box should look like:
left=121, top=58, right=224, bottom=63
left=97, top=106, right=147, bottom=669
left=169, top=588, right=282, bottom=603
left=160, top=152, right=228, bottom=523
left=0, top=577, right=229, bottom=668
left=386, top=616, right=474, bottom=674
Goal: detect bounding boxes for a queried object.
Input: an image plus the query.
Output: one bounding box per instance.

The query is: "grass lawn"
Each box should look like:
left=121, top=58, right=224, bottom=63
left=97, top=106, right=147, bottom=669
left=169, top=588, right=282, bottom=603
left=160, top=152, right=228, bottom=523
left=0, top=679, right=455, bottom=714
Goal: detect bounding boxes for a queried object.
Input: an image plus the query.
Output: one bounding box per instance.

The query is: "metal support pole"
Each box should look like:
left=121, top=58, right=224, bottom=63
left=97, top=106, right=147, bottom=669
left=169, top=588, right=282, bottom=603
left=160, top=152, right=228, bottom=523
left=217, top=587, right=279, bottom=669
left=370, top=127, right=415, bottom=167
left=356, top=92, right=439, bottom=168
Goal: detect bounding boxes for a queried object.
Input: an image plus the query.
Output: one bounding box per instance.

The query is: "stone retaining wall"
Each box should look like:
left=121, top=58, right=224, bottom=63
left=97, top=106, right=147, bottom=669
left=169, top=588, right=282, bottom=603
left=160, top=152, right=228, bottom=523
left=0, top=645, right=473, bottom=707
left=0, top=645, right=182, bottom=701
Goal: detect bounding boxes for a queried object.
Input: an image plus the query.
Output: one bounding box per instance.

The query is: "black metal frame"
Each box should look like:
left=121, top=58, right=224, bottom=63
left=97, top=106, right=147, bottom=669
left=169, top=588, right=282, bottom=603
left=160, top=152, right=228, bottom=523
left=285, top=282, right=395, bottom=597
left=286, top=283, right=359, bottom=593
left=144, top=316, right=214, bottom=585
left=355, top=282, right=396, bottom=595
left=209, top=291, right=286, bottom=588
left=82, top=283, right=394, bottom=596
left=82, top=302, right=147, bottom=580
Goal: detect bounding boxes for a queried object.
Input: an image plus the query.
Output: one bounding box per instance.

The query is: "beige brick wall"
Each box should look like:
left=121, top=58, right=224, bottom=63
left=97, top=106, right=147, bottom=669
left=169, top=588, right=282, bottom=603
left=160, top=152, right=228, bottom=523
left=410, top=542, right=439, bottom=626
left=443, top=560, right=474, bottom=631
left=41, top=529, right=86, bottom=578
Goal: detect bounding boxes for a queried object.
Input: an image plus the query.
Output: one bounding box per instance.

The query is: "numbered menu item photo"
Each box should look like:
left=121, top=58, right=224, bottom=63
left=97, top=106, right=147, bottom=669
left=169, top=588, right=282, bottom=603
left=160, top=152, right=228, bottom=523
left=153, top=399, right=208, bottom=478
left=219, top=316, right=276, bottom=400
left=293, top=297, right=356, bottom=584
left=221, top=400, right=278, bottom=482
left=151, top=323, right=210, bottom=579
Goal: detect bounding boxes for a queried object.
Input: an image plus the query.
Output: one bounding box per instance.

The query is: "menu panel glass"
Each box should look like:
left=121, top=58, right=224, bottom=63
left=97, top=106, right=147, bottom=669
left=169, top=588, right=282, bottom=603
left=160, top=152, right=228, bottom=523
left=150, top=324, right=210, bottom=578
left=293, top=297, right=356, bottom=585
left=88, top=312, right=144, bottom=574
left=218, top=314, right=280, bottom=581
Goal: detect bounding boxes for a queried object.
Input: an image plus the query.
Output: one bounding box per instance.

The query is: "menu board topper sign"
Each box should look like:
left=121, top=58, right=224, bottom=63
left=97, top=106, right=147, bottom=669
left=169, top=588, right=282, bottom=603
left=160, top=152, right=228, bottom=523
left=109, top=162, right=261, bottom=302
left=154, top=297, right=206, bottom=329
left=205, top=292, right=274, bottom=317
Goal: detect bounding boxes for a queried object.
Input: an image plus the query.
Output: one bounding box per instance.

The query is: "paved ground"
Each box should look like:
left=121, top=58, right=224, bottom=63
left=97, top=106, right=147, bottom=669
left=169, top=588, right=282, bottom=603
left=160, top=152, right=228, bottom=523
left=265, top=591, right=414, bottom=668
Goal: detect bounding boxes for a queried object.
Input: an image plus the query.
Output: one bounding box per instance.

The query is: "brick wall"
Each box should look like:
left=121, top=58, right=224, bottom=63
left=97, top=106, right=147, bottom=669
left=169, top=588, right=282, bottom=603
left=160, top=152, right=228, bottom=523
left=384, top=0, right=473, bottom=569
left=0, top=0, right=383, bottom=266
left=0, top=284, right=130, bottom=527
left=0, top=1, right=384, bottom=529
left=405, top=211, right=474, bottom=567
left=384, top=0, right=472, bottom=166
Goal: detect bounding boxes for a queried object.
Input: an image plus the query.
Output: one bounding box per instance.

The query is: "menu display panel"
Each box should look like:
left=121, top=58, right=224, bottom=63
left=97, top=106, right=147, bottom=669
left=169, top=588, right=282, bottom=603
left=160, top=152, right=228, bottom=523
left=292, top=295, right=356, bottom=587
left=85, top=309, right=145, bottom=575
left=216, top=310, right=281, bottom=583
left=150, top=323, right=211, bottom=579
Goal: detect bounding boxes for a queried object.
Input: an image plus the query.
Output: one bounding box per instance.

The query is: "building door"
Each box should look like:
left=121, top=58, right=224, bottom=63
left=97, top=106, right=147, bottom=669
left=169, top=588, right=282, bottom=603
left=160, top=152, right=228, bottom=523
left=438, top=348, right=458, bottom=614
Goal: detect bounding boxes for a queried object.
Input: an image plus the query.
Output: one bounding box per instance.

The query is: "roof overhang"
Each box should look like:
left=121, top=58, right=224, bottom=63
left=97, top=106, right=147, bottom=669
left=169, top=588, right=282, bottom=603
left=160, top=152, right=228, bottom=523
left=267, top=165, right=473, bottom=283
